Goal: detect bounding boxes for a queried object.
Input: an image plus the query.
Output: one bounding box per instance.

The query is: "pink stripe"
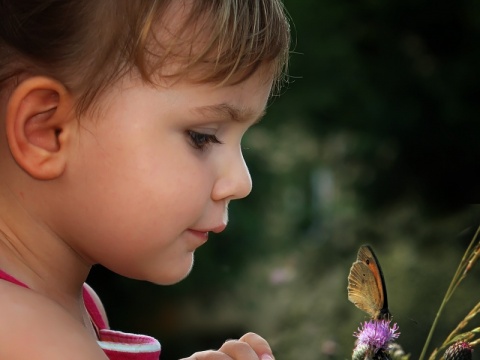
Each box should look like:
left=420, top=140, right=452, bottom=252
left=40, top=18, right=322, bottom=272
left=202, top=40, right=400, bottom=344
left=82, top=286, right=108, bottom=330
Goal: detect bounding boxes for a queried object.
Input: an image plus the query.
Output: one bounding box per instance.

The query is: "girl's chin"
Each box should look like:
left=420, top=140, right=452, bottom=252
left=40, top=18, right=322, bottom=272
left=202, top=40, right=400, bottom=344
left=149, top=258, right=195, bottom=285
left=115, top=252, right=195, bottom=285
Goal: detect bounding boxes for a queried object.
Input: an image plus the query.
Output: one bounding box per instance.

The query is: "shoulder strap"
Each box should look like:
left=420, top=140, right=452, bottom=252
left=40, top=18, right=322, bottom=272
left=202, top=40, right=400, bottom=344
left=83, top=285, right=109, bottom=331
left=0, top=269, right=29, bottom=288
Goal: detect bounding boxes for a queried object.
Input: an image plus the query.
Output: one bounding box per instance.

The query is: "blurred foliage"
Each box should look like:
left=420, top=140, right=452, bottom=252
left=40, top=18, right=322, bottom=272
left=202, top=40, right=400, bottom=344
left=88, top=0, right=480, bottom=359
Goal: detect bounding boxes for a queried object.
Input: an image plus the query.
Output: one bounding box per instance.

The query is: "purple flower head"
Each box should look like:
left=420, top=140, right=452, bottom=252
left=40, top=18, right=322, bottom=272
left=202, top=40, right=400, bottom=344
left=354, top=319, right=400, bottom=352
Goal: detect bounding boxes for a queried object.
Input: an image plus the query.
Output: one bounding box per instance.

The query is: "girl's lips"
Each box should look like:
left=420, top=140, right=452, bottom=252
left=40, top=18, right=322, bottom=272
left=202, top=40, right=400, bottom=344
left=187, top=229, right=209, bottom=241
left=191, top=224, right=227, bottom=235
left=187, top=224, right=226, bottom=247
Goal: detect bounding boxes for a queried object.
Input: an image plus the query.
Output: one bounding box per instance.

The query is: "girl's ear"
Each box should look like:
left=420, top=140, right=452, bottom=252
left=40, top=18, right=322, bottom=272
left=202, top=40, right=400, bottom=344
left=5, top=76, right=75, bottom=180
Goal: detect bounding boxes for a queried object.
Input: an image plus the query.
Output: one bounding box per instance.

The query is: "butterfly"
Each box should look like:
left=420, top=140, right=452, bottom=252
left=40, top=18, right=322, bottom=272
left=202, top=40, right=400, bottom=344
left=347, top=244, right=391, bottom=320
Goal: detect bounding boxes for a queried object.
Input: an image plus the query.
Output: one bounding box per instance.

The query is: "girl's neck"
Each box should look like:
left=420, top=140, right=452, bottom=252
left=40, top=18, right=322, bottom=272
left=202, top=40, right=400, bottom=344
left=0, top=204, right=92, bottom=327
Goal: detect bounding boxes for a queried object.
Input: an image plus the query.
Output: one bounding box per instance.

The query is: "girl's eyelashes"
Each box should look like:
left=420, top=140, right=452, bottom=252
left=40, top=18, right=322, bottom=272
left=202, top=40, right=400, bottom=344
left=186, top=130, right=223, bottom=151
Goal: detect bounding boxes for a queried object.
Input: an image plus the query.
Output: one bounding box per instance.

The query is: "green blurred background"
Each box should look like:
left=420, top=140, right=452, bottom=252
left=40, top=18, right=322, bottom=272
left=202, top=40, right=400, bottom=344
left=88, top=0, right=480, bottom=358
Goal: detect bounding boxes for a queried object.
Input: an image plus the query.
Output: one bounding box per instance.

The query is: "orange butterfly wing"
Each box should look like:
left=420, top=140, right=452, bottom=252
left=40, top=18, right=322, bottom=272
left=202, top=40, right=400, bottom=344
left=347, top=245, right=391, bottom=320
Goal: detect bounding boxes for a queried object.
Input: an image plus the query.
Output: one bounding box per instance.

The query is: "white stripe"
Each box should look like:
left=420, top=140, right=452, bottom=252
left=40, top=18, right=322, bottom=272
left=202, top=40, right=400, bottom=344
left=98, top=340, right=161, bottom=353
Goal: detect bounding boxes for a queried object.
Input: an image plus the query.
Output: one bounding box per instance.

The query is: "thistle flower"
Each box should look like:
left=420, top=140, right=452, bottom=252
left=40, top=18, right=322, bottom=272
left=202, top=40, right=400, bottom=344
left=444, top=341, right=473, bottom=360
left=352, top=320, right=400, bottom=360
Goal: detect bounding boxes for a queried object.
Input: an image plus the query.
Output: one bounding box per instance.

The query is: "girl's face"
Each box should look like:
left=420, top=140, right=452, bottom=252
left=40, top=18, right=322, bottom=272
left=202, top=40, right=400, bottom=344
left=57, top=69, right=273, bottom=284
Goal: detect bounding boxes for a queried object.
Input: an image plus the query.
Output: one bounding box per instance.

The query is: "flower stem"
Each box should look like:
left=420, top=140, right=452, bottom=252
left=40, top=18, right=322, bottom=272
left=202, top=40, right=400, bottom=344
left=419, top=226, right=480, bottom=360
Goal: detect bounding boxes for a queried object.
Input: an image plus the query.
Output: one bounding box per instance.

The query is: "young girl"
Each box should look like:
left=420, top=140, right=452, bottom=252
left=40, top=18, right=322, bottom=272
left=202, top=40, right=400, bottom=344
left=0, top=1, right=290, bottom=359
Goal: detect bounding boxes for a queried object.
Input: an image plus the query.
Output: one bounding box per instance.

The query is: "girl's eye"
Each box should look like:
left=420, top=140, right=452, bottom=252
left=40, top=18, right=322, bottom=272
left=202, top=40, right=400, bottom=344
left=186, top=130, right=222, bottom=151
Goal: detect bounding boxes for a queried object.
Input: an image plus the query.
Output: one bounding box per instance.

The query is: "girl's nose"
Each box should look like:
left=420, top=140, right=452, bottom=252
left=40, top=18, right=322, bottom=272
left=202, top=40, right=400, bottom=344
left=211, top=150, right=252, bottom=201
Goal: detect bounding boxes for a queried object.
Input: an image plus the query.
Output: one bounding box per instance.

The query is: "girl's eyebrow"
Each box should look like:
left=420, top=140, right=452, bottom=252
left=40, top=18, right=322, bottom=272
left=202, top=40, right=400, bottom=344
left=191, top=103, right=266, bottom=124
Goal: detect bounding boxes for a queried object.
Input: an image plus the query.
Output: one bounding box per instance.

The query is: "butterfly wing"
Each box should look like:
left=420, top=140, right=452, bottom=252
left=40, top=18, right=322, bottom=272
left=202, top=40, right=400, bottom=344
left=348, top=245, right=391, bottom=320
left=347, top=261, right=382, bottom=318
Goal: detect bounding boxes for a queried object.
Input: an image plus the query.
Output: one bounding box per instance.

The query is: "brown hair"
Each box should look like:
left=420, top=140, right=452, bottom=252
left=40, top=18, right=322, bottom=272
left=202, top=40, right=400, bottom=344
left=0, top=0, right=290, bottom=115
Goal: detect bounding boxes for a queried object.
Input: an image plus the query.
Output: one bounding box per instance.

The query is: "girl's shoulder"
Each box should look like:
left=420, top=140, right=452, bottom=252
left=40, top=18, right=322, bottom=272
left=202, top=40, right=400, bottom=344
left=0, top=280, right=108, bottom=359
